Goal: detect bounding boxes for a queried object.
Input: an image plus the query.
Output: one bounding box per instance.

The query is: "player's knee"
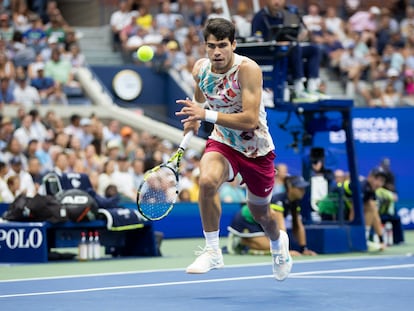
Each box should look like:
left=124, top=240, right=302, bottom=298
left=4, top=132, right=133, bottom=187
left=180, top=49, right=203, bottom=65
left=198, top=175, right=219, bottom=195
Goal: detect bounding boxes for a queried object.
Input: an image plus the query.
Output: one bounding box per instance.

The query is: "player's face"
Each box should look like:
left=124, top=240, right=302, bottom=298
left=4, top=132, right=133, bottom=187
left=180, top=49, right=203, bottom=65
left=205, top=35, right=236, bottom=74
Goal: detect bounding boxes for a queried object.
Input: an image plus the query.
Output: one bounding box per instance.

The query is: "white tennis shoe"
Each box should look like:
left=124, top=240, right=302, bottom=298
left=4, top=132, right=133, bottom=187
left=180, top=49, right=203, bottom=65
left=186, top=246, right=224, bottom=274
left=271, top=230, right=293, bottom=281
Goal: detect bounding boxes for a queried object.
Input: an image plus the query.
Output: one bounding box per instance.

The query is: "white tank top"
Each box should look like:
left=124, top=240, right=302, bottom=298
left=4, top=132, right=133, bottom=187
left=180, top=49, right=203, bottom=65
left=197, top=53, right=275, bottom=157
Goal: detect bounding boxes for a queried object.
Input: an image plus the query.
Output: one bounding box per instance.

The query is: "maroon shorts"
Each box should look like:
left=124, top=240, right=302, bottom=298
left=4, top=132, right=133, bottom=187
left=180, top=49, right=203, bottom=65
left=204, top=139, right=276, bottom=197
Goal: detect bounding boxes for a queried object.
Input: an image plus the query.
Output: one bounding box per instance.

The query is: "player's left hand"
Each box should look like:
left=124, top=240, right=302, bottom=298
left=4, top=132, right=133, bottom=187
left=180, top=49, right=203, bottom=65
left=175, top=98, right=206, bottom=124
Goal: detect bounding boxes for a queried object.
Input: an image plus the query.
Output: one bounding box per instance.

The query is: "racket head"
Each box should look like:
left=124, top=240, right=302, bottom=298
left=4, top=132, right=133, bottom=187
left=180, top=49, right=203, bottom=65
left=136, top=164, right=179, bottom=221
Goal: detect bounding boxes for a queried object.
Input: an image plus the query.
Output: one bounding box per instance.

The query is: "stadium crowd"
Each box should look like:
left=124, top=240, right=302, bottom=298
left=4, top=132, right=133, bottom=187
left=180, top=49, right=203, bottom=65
left=111, top=0, right=414, bottom=107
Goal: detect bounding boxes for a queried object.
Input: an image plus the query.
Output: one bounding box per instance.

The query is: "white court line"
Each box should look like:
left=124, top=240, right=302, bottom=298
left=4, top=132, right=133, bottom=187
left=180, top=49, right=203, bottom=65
left=1, top=263, right=413, bottom=299
left=1, top=254, right=411, bottom=284
left=291, top=276, right=414, bottom=280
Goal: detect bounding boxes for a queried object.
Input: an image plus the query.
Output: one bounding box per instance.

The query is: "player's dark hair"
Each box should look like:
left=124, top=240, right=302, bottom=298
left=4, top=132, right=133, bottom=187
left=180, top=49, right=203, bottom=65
left=203, top=18, right=235, bottom=43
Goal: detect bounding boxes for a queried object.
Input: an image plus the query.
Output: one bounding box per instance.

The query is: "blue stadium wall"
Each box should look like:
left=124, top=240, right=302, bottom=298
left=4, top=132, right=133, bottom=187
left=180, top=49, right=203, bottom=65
left=92, top=66, right=414, bottom=231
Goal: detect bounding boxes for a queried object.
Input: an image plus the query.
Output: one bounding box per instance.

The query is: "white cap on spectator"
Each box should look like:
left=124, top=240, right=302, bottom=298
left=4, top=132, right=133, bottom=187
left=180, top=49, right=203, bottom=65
left=80, top=118, right=91, bottom=126
left=34, top=63, right=45, bottom=71
left=107, top=140, right=120, bottom=150
left=387, top=68, right=399, bottom=77
left=48, top=36, right=58, bottom=44
left=369, top=6, right=381, bottom=15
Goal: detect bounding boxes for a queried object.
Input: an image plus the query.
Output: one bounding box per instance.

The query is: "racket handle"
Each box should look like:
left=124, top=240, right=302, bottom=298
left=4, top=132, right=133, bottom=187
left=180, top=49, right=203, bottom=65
left=179, top=131, right=194, bottom=150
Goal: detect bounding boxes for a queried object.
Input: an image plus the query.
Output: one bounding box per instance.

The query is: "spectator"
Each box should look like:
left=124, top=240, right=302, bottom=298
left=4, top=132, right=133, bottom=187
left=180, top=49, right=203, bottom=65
left=400, top=5, right=414, bottom=41
left=187, top=2, right=207, bottom=30
left=78, top=117, right=94, bottom=150
left=27, top=156, right=42, bottom=191
left=251, top=0, right=326, bottom=102
left=63, top=113, right=82, bottom=138
left=227, top=176, right=317, bottom=256
left=273, top=163, right=288, bottom=196
left=30, top=63, right=56, bottom=104
left=0, top=13, right=14, bottom=43
left=0, top=51, right=16, bottom=81
left=6, top=156, right=36, bottom=197
left=44, top=47, right=80, bottom=90
left=23, top=138, right=39, bottom=159
left=324, top=6, right=346, bottom=41
left=52, top=151, right=69, bottom=175
left=0, top=161, right=14, bottom=202
left=155, top=1, right=183, bottom=32
left=106, top=139, right=121, bottom=162
left=13, top=73, right=41, bottom=109
left=0, top=116, right=14, bottom=151
left=348, top=6, right=381, bottom=33
left=308, top=147, right=334, bottom=216
left=352, top=167, right=388, bottom=251
left=47, top=82, right=68, bottom=105
left=82, top=143, right=103, bottom=174
left=207, top=2, right=228, bottom=21
left=97, top=159, right=116, bottom=196
left=131, top=157, right=145, bottom=189
left=6, top=174, right=21, bottom=200
left=232, top=1, right=252, bottom=38
left=22, top=14, right=47, bottom=53
left=150, top=40, right=170, bottom=72
left=13, top=114, right=36, bottom=149
left=166, top=39, right=186, bottom=71
left=135, top=5, right=153, bottom=31
left=65, top=42, right=86, bottom=68
left=119, top=12, right=141, bottom=49
left=0, top=77, right=17, bottom=107
left=44, top=8, right=67, bottom=44
left=302, top=3, right=325, bottom=46
left=12, top=0, right=32, bottom=33
left=39, top=35, right=60, bottom=62
left=34, top=137, right=54, bottom=174
left=110, top=0, right=133, bottom=51
left=381, top=81, right=401, bottom=107
left=11, top=30, right=37, bottom=68
left=111, top=155, right=135, bottom=201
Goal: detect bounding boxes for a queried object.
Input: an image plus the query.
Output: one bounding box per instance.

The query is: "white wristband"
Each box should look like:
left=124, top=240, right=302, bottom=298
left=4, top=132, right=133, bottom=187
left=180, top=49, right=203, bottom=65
left=204, top=109, right=218, bottom=124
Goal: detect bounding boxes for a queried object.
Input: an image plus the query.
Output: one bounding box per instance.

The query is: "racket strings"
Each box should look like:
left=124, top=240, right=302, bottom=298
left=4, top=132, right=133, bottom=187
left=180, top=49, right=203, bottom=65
left=138, top=166, right=179, bottom=220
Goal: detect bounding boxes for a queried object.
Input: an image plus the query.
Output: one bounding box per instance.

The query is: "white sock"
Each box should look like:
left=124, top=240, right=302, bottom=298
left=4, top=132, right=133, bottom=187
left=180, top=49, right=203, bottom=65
left=204, top=230, right=220, bottom=251
left=270, top=231, right=282, bottom=250
left=294, top=79, right=305, bottom=94
left=307, top=78, right=320, bottom=92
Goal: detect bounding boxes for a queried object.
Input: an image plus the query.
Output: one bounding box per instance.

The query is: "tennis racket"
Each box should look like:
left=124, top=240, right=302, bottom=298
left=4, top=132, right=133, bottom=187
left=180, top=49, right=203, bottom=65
left=136, top=131, right=194, bottom=220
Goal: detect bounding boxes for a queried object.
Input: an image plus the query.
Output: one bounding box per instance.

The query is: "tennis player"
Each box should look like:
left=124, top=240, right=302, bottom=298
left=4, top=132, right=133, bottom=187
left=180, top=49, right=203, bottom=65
left=176, top=17, right=292, bottom=281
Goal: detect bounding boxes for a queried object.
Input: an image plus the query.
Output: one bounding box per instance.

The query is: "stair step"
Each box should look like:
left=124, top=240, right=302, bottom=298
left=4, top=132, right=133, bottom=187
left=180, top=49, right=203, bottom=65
left=75, top=25, right=123, bottom=65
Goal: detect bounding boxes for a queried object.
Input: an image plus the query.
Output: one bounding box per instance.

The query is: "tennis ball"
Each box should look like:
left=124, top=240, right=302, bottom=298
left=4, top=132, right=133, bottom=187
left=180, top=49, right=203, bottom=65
left=137, top=45, right=154, bottom=62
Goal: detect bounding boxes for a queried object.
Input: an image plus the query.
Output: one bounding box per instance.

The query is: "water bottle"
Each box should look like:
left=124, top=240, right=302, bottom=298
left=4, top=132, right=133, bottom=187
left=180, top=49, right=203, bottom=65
left=385, top=222, right=393, bottom=246
left=87, top=231, right=94, bottom=260
left=78, top=232, right=88, bottom=261
left=93, top=231, right=101, bottom=260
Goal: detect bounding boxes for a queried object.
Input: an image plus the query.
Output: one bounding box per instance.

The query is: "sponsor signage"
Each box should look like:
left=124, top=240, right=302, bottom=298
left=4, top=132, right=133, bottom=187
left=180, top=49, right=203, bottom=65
left=0, top=223, right=48, bottom=263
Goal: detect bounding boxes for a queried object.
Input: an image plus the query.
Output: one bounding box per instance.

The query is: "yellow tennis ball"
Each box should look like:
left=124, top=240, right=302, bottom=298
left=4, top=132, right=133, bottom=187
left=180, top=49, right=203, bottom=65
left=137, top=45, right=154, bottom=62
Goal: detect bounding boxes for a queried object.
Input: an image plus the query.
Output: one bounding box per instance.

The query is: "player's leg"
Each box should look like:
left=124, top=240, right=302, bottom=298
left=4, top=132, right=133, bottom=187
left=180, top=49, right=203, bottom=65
left=247, top=192, right=292, bottom=281
left=186, top=151, right=230, bottom=274
left=241, top=154, right=292, bottom=281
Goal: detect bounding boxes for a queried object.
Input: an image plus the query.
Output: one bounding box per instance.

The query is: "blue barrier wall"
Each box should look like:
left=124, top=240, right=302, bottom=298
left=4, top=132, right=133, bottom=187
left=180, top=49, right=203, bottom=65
left=91, top=65, right=187, bottom=127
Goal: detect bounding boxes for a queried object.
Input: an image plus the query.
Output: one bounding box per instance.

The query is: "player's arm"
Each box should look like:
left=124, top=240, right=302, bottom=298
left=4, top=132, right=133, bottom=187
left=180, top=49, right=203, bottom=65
left=176, top=59, right=262, bottom=131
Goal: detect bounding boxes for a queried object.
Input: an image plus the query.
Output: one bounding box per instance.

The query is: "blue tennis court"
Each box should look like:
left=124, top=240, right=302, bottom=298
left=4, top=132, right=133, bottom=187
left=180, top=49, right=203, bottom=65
left=1, top=255, right=413, bottom=311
